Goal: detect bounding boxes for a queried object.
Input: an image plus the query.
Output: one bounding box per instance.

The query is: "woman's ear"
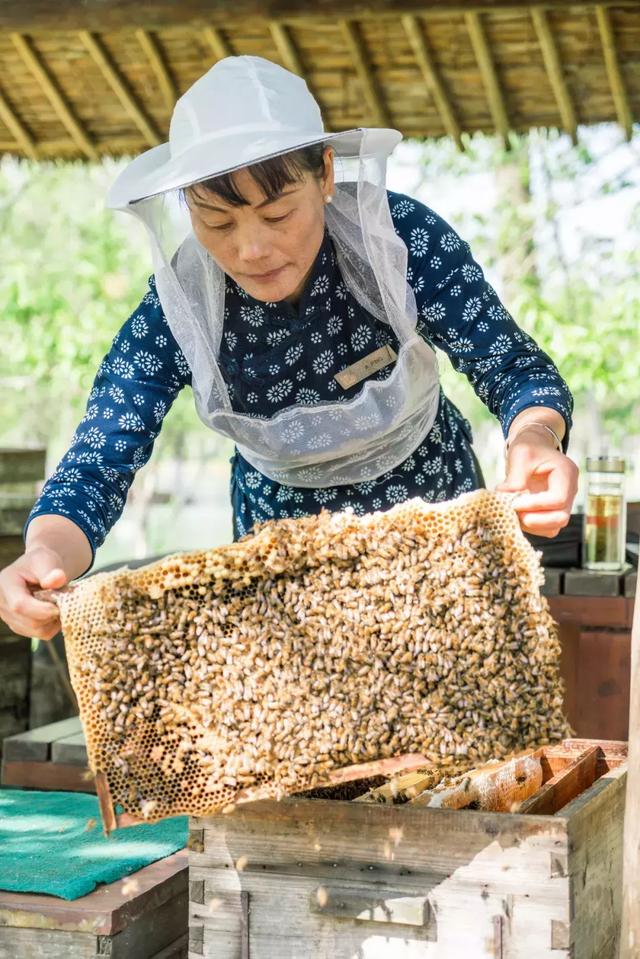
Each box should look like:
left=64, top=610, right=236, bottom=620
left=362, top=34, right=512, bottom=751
left=322, top=146, right=335, bottom=198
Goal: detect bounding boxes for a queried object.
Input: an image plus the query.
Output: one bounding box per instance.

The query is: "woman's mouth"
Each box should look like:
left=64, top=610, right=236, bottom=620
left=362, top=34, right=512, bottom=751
left=249, top=266, right=286, bottom=281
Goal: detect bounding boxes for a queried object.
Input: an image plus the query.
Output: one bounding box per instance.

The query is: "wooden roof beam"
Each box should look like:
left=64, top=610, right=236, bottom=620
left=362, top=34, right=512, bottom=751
left=11, top=33, right=97, bottom=160
left=0, top=0, right=627, bottom=33
left=0, top=83, right=37, bottom=159
left=79, top=31, right=161, bottom=147
left=340, top=19, right=392, bottom=128
left=531, top=8, right=577, bottom=144
left=464, top=11, right=510, bottom=148
left=269, top=22, right=305, bottom=78
left=596, top=5, right=633, bottom=142
left=402, top=14, right=463, bottom=150
left=202, top=26, right=233, bottom=62
left=135, top=29, right=176, bottom=112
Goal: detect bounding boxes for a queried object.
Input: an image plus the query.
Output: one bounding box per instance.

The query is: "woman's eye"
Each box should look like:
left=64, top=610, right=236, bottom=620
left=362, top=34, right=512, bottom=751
left=204, top=222, right=232, bottom=232
left=265, top=212, right=291, bottom=224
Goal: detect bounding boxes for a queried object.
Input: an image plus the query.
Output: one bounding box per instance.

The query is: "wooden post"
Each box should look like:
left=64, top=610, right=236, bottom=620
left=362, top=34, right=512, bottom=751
left=621, top=590, right=640, bottom=956
left=0, top=448, right=47, bottom=752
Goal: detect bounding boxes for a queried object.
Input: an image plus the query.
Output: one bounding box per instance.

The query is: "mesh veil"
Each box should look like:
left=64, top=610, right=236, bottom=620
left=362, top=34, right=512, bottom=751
left=127, top=132, right=440, bottom=487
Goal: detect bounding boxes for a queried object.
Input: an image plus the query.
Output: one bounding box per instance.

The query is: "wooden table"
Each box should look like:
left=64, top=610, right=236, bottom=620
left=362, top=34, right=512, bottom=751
left=1, top=715, right=93, bottom=793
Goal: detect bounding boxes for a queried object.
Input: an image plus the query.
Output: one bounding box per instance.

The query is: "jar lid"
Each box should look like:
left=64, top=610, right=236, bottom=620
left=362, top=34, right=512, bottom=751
left=586, top=455, right=626, bottom=473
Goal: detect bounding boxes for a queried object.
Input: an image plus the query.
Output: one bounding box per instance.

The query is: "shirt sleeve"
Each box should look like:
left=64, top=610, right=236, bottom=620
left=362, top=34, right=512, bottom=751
left=388, top=192, right=574, bottom=450
left=24, top=276, right=192, bottom=571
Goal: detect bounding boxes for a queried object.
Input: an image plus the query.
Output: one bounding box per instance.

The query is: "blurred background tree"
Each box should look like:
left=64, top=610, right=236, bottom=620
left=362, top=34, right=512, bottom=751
left=1, top=124, right=638, bottom=566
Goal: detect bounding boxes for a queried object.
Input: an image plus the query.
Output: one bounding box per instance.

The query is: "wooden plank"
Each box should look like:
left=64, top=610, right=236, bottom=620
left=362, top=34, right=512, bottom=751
left=135, top=29, right=177, bottom=112
left=0, top=501, right=35, bottom=535
left=3, top=715, right=82, bottom=761
left=150, top=932, right=189, bottom=959
left=530, top=7, right=577, bottom=144
left=518, top=745, right=599, bottom=815
left=51, top=730, right=88, bottom=766
left=0, top=448, right=46, bottom=484
left=625, top=571, right=637, bottom=598
left=340, top=20, right=392, bottom=128
left=309, top=883, right=437, bottom=934
left=202, top=25, right=233, bottom=61
left=191, top=798, right=567, bottom=891
left=0, top=0, right=628, bottom=32
left=596, top=4, right=633, bottom=142
left=99, top=887, right=189, bottom=959
left=10, top=34, right=98, bottom=160
left=0, top=534, right=28, bottom=570
left=269, top=22, right=305, bottom=78
left=409, top=750, right=543, bottom=811
left=547, top=594, right=634, bottom=628
left=571, top=629, right=630, bottom=742
left=0, top=928, right=97, bottom=957
left=540, top=567, right=562, bottom=596
left=401, top=14, right=463, bottom=149
left=0, top=83, right=37, bottom=160
left=464, top=11, right=510, bottom=147
left=565, top=763, right=626, bottom=957
left=78, top=31, right=161, bottom=146
left=1, top=760, right=95, bottom=792
left=563, top=567, right=623, bottom=597
left=0, top=850, right=187, bottom=936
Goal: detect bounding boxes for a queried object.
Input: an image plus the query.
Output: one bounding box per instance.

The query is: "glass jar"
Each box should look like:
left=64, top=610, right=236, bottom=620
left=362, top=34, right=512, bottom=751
left=582, top=456, right=626, bottom=571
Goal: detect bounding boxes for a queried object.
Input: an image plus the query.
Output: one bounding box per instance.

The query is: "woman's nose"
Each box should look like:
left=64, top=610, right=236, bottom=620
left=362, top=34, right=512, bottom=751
left=235, top=224, right=271, bottom=263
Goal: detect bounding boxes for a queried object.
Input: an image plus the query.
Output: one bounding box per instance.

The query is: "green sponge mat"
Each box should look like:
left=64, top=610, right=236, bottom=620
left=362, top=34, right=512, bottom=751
left=0, top=789, right=188, bottom=900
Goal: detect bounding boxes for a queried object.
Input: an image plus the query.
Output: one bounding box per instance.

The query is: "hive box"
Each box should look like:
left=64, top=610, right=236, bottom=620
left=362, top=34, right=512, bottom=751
left=188, top=739, right=626, bottom=959
left=0, top=850, right=188, bottom=959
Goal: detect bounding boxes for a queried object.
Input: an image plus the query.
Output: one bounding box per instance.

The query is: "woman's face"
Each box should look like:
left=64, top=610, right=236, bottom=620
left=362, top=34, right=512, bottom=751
left=186, top=149, right=334, bottom=305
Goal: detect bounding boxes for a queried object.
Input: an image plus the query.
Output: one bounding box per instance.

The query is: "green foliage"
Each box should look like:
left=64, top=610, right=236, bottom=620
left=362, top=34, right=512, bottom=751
left=0, top=128, right=638, bottom=459
left=0, top=159, right=205, bottom=453
left=423, top=129, right=640, bottom=444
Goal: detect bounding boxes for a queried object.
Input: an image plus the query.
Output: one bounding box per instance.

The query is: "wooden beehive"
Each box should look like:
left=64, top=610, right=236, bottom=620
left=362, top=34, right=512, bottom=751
left=188, top=739, right=626, bottom=959
left=0, top=448, right=46, bottom=754
left=0, top=849, right=188, bottom=959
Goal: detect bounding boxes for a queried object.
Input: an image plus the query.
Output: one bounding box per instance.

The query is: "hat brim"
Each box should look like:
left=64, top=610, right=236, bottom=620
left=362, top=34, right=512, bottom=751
left=106, top=127, right=402, bottom=210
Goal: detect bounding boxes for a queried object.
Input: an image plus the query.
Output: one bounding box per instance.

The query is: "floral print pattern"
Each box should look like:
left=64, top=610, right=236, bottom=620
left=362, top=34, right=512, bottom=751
left=26, top=190, right=573, bottom=563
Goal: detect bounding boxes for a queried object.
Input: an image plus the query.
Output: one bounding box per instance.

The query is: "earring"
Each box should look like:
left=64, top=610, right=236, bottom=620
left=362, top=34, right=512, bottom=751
left=324, top=195, right=333, bottom=204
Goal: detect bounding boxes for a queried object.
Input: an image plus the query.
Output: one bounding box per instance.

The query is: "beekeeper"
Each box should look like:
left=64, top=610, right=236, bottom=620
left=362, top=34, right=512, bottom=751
left=0, top=56, right=577, bottom=641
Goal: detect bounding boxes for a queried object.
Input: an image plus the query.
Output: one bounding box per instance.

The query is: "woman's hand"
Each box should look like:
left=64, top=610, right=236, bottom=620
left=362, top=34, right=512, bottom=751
left=496, top=426, right=579, bottom=538
left=0, top=547, right=67, bottom=640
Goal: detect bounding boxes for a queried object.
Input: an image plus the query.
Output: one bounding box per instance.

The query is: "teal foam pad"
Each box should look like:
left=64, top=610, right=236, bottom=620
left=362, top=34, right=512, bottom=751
left=0, top=789, right=188, bottom=900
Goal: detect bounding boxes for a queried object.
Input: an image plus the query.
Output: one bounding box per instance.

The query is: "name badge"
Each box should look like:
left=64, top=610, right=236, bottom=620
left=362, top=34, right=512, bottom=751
left=334, top=344, right=398, bottom=390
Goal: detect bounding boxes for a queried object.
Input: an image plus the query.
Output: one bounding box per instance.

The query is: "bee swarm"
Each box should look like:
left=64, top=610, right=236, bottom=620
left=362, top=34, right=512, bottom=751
left=56, top=490, right=569, bottom=823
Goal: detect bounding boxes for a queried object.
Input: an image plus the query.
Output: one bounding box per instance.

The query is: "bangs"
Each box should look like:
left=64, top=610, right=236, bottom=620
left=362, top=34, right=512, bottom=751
left=189, top=145, right=325, bottom=208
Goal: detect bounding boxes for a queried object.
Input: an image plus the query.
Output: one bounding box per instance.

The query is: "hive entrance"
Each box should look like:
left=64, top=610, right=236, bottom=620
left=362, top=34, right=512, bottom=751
left=56, top=490, right=569, bottom=828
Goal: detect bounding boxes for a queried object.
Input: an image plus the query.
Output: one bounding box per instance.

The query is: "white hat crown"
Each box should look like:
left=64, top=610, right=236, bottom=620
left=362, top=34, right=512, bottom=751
left=107, top=55, right=401, bottom=208
left=169, top=56, right=324, bottom=159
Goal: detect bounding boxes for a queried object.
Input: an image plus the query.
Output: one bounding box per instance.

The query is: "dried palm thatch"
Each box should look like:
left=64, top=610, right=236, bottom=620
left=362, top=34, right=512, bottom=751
left=49, top=490, right=569, bottom=832
left=0, top=0, right=637, bottom=161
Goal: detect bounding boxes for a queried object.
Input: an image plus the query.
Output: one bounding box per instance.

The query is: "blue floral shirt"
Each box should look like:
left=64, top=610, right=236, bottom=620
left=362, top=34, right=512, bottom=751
left=25, top=191, right=573, bottom=566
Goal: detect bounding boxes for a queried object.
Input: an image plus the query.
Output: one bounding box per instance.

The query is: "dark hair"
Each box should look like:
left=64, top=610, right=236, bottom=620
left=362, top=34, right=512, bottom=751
left=187, top=143, right=326, bottom=207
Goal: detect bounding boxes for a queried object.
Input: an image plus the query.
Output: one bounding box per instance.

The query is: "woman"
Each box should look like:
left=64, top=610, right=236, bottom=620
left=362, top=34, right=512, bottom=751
left=0, top=56, right=577, bottom=642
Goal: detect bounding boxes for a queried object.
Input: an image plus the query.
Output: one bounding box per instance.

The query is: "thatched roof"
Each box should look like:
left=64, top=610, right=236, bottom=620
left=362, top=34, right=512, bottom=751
left=0, top=0, right=637, bottom=160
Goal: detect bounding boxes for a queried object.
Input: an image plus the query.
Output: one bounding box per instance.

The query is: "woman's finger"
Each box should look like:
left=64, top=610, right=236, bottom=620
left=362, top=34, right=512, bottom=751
left=518, top=510, right=571, bottom=536
left=0, top=612, right=61, bottom=640
left=510, top=465, right=576, bottom=513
